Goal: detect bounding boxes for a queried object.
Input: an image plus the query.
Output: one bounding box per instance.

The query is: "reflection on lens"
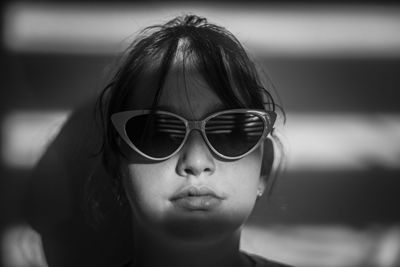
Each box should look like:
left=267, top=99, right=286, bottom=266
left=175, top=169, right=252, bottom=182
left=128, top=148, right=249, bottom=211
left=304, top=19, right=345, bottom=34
left=206, top=113, right=264, bottom=157
left=125, top=113, right=186, bottom=158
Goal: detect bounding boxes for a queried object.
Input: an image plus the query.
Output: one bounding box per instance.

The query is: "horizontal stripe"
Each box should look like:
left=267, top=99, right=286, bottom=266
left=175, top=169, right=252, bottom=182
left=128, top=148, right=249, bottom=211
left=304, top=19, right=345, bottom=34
left=1, top=111, right=70, bottom=169
left=2, top=55, right=399, bottom=113
left=242, top=224, right=400, bottom=267
left=1, top=111, right=400, bottom=170
left=284, top=113, right=400, bottom=171
left=3, top=3, right=400, bottom=56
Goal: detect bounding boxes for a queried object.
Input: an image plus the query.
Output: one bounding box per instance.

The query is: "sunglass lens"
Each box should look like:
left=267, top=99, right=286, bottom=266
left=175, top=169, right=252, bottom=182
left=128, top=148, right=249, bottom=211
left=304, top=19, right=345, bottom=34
left=125, top=113, right=186, bottom=158
left=205, top=113, right=264, bottom=158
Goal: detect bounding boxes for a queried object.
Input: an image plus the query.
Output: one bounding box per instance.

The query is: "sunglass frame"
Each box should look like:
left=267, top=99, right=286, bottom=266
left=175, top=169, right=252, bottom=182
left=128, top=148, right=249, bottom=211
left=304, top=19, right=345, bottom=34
left=111, top=109, right=276, bottom=161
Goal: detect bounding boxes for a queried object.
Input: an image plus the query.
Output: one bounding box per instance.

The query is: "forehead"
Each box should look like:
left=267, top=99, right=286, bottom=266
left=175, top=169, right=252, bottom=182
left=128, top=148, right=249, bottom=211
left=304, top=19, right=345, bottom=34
left=126, top=62, right=225, bottom=119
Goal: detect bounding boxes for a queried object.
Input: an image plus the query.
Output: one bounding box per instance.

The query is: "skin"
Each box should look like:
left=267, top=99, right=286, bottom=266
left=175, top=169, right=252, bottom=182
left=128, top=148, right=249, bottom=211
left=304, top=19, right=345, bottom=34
left=119, top=59, right=267, bottom=267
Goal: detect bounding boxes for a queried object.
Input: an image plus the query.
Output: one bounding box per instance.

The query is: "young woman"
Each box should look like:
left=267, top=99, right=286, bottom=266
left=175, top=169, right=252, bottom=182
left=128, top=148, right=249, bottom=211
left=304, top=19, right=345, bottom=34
left=96, top=14, right=291, bottom=267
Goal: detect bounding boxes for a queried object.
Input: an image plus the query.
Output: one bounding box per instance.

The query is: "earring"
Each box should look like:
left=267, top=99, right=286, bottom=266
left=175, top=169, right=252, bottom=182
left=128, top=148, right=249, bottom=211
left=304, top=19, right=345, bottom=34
left=257, top=189, right=263, bottom=198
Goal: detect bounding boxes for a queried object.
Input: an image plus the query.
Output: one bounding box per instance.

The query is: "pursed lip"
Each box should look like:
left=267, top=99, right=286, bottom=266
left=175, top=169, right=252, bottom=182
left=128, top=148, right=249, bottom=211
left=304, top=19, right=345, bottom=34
left=170, top=186, right=225, bottom=210
left=170, top=186, right=224, bottom=200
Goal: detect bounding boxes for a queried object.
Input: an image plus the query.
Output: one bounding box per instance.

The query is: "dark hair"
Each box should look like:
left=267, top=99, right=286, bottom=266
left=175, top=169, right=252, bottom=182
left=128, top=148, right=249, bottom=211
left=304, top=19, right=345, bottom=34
left=95, top=14, right=284, bottom=208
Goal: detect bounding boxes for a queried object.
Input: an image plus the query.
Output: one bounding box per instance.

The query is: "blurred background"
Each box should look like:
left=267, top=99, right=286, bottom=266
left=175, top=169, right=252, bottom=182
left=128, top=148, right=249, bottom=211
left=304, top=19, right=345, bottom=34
left=1, top=0, right=400, bottom=266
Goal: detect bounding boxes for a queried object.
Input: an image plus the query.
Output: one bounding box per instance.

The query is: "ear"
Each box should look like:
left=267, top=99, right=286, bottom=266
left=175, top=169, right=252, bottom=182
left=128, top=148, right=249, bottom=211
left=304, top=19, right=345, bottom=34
left=257, top=138, right=274, bottom=198
left=257, top=175, right=267, bottom=198
left=260, top=138, right=274, bottom=176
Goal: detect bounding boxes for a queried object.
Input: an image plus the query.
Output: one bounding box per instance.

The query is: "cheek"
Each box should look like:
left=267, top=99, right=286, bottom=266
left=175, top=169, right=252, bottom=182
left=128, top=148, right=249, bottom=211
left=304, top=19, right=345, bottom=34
left=121, top=160, right=176, bottom=222
left=219, top=148, right=263, bottom=217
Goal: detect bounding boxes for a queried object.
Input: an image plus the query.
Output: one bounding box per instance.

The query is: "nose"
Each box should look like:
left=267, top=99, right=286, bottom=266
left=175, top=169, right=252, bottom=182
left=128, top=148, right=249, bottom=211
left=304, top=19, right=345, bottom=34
left=176, top=131, right=216, bottom=177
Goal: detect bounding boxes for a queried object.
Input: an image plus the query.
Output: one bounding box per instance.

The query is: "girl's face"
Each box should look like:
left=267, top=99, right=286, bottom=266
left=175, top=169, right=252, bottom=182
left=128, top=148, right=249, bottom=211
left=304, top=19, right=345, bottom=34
left=120, top=63, right=266, bottom=244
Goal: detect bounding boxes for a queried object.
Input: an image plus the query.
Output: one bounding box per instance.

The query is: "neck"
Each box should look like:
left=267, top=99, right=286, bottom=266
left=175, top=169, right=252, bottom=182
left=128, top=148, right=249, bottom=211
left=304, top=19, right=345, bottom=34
left=129, top=223, right=250, bottom=267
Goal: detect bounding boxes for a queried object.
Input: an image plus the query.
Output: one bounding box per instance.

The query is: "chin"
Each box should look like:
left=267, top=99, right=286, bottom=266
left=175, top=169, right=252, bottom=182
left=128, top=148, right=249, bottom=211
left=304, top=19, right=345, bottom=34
left=161, top=209, right=248, bottom=244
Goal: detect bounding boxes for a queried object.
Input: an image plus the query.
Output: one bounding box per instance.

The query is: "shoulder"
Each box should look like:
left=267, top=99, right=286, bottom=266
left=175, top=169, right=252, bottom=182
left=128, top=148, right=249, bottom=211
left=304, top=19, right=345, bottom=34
left=242, top=251, right=295, bottom=267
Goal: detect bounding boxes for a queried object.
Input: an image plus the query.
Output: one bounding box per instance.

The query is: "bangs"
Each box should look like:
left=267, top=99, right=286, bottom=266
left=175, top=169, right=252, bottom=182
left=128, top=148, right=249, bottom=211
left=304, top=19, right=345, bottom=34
left=140, top=35, right=270, bottom=113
